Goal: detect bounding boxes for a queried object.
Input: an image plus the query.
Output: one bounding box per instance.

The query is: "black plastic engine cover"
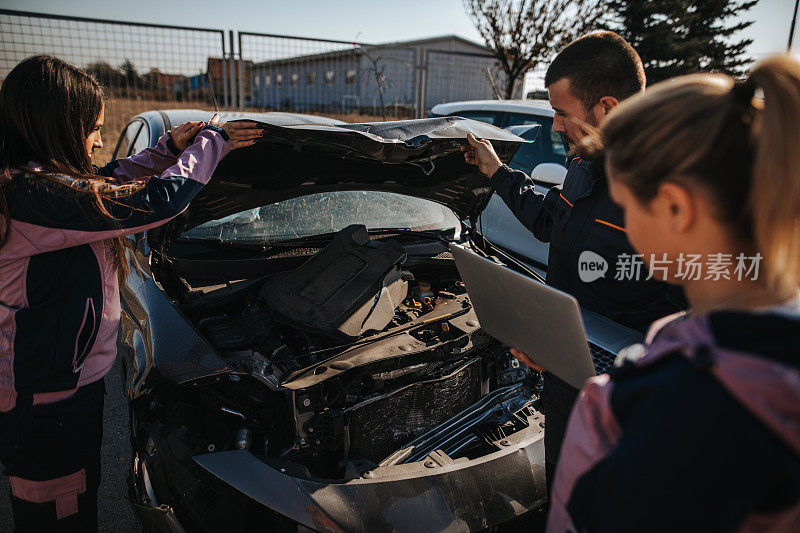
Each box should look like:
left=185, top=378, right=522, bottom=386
left=260, top=225, right=408, bottom=341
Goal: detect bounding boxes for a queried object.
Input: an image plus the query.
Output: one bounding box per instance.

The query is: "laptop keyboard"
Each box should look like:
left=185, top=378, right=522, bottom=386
left=589, top=343, right=617, bottom=374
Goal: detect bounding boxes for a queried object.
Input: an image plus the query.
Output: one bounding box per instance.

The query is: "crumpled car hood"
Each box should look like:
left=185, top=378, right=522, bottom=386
left=176, top=117, right=526, bottom=231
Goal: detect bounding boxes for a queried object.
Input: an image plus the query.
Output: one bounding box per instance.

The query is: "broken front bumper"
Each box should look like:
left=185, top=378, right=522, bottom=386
left=131, top=386, right=546, bottom=532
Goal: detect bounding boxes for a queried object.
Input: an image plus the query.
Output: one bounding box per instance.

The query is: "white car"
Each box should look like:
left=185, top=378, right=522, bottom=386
left=430, top=99, right=570, bottom=268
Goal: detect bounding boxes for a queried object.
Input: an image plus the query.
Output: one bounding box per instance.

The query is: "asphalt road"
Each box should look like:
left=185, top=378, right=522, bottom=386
left=0, top=356, right=142, bottom=532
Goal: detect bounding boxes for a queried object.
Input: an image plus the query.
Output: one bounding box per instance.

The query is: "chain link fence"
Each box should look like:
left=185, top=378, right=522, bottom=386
left=423, top=49, right=513, bottom=106
left=1, top=8, right=541, bottom=164
left=239, top=34, right=514, bottom=121
left=0, top=9, right=226, bottom=164
left=239, top=32, right=398, bottom=120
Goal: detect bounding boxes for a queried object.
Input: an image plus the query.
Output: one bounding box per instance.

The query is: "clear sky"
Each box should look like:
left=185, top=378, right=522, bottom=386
left=1, top=0, right=797, bottom=56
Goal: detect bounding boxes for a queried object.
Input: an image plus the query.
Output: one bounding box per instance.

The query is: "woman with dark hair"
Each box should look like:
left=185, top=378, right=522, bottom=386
left=546, top=55, right=800, bottom=532
left=0, top=55, right=261, bottom=531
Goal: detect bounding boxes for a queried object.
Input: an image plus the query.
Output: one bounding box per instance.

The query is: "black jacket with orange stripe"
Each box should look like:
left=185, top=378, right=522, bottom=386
left=492, top=156, right=685, bottom=331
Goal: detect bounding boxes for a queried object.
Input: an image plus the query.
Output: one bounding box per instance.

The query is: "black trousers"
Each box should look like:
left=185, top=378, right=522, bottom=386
left=541, top=371, right=580, bottom=493
left=0, top=379, right=104, bottom=532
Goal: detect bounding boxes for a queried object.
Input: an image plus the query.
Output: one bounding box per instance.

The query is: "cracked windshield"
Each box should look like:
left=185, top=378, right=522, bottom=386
left=182, top=191, right=462, bottom=243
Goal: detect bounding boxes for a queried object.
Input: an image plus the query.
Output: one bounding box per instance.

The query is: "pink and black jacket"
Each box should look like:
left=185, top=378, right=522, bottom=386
left=0, top=126, right=230, bottom=412
left=547, top=305, right=800, bottom=532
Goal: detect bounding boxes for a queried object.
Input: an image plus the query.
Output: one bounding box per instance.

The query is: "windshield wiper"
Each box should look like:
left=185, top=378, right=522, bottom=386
left=365, top=227, right=457, bottom=244
left=176, top=227, right=457, bottom=249
left=174, top=236, right=275, bottom=250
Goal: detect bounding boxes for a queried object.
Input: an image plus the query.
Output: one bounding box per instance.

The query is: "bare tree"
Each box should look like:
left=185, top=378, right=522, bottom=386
left=362, top=49, right=389, bottom=121
left=361, top=48, right=414, bottom=120
left=464, top=0, right=599, bottom=98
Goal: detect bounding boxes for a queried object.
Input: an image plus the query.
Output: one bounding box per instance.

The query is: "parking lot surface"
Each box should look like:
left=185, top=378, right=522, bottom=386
left=0, top=357, right=142, bottom=532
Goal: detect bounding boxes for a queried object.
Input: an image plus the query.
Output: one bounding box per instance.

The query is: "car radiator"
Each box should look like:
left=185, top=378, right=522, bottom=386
left=336, top=357, right=482, bottom=463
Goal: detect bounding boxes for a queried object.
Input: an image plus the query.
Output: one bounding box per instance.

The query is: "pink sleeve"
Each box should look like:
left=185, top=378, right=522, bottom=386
left=96, top=133, right=181, bottom=182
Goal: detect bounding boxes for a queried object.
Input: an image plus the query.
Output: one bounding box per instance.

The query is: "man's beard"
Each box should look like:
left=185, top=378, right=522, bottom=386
left=564, top=114, right=599, bottom=155
left=561, top=132, right=576, bottom=155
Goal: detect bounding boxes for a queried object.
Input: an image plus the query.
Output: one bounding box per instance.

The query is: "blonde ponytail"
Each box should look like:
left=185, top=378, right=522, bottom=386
left=597, top=54, right=800, bottom=299
left=748, top=56, right=800, bottom=296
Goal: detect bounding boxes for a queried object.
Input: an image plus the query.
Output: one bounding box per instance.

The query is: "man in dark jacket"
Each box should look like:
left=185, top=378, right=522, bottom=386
left=463, top=31, right=685, bottom=487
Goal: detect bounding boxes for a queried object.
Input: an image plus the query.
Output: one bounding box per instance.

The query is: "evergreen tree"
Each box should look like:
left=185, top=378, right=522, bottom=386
left=118, top=59, right=140, bottom=87
left=601, top=0, right=758, bottom=84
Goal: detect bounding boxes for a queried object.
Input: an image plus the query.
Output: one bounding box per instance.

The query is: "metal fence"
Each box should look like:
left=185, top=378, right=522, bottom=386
left=1, top=8, right=527, bottom=164
left=238, top=33, right=512, bottom=120
left=424, top=49, right=511, bottom=108
left=239, top=32, right=395, bottom=118
left=0, top=9, right=226, bottom=164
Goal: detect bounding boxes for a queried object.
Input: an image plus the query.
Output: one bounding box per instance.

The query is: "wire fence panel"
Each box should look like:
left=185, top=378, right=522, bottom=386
left=423, top=49, right=511, bottom=112
left=242, top=33, right=364, bottom=118
left=355, top=45, right=418, bottom=119
left=240, top=33, right=422, bottom=122
left=1, top=8, right=545, bottom=152
left=0, top=9, right=226, bottom=164
left=241, top=34, right=513, bottom=121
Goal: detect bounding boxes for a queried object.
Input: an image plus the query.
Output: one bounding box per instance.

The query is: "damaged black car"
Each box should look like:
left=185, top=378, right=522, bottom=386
left=115, top=111, right=548, bottom=532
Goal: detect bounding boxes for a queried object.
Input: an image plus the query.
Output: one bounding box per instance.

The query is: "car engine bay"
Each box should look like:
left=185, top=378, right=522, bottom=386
left=136, top=224, right=540, bottom=483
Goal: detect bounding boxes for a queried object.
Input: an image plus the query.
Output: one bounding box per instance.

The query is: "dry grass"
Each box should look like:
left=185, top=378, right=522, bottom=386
left=96, top=97, right=399, bottom=165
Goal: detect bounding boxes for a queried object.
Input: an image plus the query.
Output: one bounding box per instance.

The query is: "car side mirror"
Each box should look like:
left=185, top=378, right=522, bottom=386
left=531, top=163, right=567, bottom=185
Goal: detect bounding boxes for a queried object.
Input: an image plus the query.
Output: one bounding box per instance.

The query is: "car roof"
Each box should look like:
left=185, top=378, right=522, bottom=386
left=431, top=99, right=554, bottom=118
left=135, top=109, right=348, bottom=127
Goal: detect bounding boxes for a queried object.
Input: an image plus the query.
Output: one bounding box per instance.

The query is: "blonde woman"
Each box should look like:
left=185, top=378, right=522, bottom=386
left=548, top=56, right=800, bottom=532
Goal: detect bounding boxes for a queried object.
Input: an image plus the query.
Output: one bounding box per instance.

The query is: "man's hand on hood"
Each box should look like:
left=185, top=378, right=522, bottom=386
left=462, top=132, right=503, bottom=178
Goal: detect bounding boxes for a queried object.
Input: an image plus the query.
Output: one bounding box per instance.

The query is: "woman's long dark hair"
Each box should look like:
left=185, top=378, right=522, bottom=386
left=0, top=55, right=143, bottom=278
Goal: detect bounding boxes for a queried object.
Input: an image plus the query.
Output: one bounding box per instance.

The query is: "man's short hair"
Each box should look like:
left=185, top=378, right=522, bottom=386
left=545, top=31, right=646, bottom=110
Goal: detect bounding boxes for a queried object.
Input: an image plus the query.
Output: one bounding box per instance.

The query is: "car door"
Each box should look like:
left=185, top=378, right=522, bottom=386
left=479, top=186, right=552, bottom=270
left=112, top=119, right=150, bottom=159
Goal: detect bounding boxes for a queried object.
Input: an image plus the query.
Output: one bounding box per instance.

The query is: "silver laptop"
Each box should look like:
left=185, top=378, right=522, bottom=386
left=450, top=243, right=626, bottom=389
